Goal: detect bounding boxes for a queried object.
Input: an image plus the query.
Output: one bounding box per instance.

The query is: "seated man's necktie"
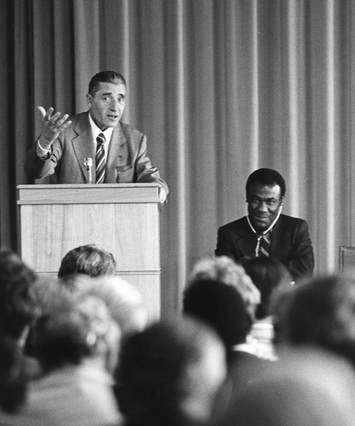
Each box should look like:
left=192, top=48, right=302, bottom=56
left=95, top=133, right=106, bottom=184
left=256, top=231, right=271, bottom=257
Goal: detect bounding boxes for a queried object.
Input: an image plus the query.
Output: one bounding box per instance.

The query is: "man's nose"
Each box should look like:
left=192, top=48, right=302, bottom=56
left=258, top=201, right=269, bottom=212
left=109, top=98, right=119, bottom=110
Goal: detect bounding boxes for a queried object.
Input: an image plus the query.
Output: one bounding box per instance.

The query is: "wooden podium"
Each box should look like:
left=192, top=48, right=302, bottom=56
left=17, top=184, right=161, bottom=318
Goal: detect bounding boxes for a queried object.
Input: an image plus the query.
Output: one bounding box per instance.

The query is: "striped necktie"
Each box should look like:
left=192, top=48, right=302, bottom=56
left=256, top=231, right=271, bottom=257
left=95, top=133, right=106, bottom=184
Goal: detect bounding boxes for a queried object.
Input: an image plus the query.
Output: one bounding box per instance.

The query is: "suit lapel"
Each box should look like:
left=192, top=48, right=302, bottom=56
left=71, top=113, right=95, bottom=183
left=105, top=123, right=128, bottom=182
left=237, top=217, right=258, bottom=257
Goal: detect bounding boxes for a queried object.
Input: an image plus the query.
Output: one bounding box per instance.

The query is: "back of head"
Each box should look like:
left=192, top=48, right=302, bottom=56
left=183, top=278, right=252, bottom=350
left=243, top=257, right=292, bottom=319
left=246, top=168, right=286, bottom=199
left=216, top=348, right=355, bottom=426
left=32, top=297, right=92, bottom=371
left=58, top=244, right=116, bottom=280
left=276, top=273, right=355, bottom=366
left=32, top=292, right=119, bottom=373
left=70, top=274, right=148, bottom=335
left=189, top=256, right=260, bottom=319
left=115, top=318, right=226, bottom=425
left=0, top=249, right=38, bottom=340
left=88, top=70, right=126, bottom=95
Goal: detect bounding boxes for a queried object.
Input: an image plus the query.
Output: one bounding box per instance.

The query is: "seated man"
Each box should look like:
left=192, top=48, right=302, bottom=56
left=215, top=168, right=314, bottom=281
left=25, top=70, right=168, bottom=202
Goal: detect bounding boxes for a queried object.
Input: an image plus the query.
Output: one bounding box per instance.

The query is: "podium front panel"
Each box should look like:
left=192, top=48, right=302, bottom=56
left=18, top=184, right=161, bottom=318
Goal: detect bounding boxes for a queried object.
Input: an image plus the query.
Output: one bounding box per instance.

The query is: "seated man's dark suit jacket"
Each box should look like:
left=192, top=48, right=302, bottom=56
left=25, top=111, right=168, bottom=194
left=215, top=214, right=314, bottom=281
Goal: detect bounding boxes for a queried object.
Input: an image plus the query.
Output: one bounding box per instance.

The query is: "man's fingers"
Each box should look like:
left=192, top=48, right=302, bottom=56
left=58, top=120, right=72, bottom=132
left=56, top=114, right=70, bottom=127
left=37, top=105, right=46, bottom=119
left=38, top=106, right=71, bottom=138
left=46, top=107, right=54, bottom=120
left=50, top=112, right=61, bottom=123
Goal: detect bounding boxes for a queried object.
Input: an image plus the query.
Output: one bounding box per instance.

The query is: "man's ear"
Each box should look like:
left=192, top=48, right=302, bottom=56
left=86, top=93, right=92, bottom=106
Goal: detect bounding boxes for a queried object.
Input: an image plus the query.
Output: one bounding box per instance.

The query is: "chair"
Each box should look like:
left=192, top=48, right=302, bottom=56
left=339, top=246, right=355, bottom=272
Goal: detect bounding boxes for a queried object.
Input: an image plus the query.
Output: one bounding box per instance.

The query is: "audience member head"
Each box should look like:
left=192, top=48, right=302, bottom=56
left=62, top=274, right=148, bottom=336
left=274, top=273, right=355, bottom=367
left=0, top=249, right=38, bottom=344
left=58, top=244, right=116, bottom=280
left=183, top=278, right=252, bottom=358
left=0, top=335, right=27, bottom=413
left=215, top=348, right=355, bottom=426
left=32, top=292, right=120, bottom=374
left=188, top=256, right=260, bottom=319
left=115, top=318, right=226, bottom=426
left=88, top=70, right=126, bottom=96
left=243, top=256, right=292, bottom=320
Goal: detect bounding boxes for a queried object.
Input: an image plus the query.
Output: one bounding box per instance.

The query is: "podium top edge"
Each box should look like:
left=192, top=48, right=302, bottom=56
left=17, top=183, right=161, bottom=189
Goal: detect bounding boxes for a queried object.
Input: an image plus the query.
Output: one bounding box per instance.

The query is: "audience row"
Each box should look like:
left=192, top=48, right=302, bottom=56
left=0, top=245, right=355, bottom=425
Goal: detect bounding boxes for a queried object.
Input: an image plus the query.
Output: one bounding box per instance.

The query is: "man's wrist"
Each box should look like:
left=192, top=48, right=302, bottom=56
left=37, top=136, right=52, bottom=151
left=36, top=137, right=52, bottom=159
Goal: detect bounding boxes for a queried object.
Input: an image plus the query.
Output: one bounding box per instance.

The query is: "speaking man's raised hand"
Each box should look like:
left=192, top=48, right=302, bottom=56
left=37, top=106, right=72, bottom=149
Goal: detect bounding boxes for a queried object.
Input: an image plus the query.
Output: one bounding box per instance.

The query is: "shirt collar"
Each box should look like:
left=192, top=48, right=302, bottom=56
left=88, top=112, right=114, bottom=143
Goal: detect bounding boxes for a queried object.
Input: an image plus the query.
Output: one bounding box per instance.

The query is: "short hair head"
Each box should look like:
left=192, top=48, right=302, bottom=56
left=32, top=293, right=117, bottom=372
left=58, top=244, right=116, bottom=280
left=188, top=256, right=260, bottom=320
left=88, top=71, right=126, bottom=96
left=246, top=168, right=286, bottom=199
left=183, top=278, right=252, bottom=350
left=277, top=273, right=355, bottom=367
left=71, top=274, right=148, bottom=335
left=115, top=318, right=225, bottom=424
left=0, top=250, right=38, bottom=339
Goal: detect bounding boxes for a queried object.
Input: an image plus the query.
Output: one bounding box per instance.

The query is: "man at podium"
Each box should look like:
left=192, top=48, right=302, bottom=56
left=25, top=71, right=168, bottom=202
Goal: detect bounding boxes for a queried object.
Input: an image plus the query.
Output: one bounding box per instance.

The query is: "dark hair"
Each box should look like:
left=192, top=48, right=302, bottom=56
left=115, top=318, right=222, bottom=426
left=183, top=279, right=251, bottom=350
left=88, top=71, right=126, bottom=95
left=243, top=257, right=291, bottom=319
left=280, top=274, right=355, bottom=367
left=58, top=244, right=116, bottom=280
left=0, top=250, right=38, bottom=339
left=246, top=168, right=286, bottom=199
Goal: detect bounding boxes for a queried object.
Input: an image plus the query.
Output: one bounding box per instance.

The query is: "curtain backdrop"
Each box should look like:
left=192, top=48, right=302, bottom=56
left=1, top=0, right=355, bottom=317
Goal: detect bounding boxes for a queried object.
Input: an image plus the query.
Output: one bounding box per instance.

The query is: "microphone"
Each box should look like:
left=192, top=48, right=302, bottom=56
left=84, top=157, right=93, bottom=184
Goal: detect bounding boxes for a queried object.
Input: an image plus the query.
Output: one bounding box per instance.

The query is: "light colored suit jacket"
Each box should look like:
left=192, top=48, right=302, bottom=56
left=26, top=112, right=168, bottom=193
